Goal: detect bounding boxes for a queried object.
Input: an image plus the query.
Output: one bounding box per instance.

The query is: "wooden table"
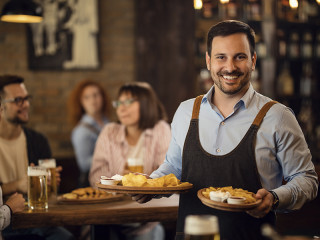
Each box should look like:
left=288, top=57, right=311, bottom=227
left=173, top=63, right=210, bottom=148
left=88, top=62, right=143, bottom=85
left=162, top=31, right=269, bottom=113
left=12, top=194, right=179, bottom=229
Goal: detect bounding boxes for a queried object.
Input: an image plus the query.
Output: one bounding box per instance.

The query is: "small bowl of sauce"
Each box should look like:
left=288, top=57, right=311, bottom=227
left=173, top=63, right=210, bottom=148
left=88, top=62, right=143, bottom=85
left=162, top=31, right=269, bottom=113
left=227, top=196, right=246, bottom=204
left=100, top=176, right=121, bottom=185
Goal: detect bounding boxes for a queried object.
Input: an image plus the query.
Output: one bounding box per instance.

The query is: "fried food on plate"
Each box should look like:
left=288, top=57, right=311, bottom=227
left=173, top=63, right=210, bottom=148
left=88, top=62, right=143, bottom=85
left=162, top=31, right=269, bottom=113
left=121, top=173, right=192, bottom=187
left=62, top=187, right=112, bottom=200
left=202, top=186, right=257, bottom=204
left=62, top=193, right=77, bottom=200
left=71, top=188, right=86, bottom=196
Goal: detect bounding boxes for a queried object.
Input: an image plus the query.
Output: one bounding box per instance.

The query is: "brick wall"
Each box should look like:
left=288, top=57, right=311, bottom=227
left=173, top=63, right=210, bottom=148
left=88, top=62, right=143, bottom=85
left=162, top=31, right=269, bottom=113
left=0, top=0, right=135, bottom=158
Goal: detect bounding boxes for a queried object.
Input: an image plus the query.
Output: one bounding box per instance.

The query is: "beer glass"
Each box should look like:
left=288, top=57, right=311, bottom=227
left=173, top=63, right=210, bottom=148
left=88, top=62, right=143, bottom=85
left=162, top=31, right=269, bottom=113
left=38, top=159, right=57, bottom=200
left=184, top=215, right=220, bottom=240
left=27, top=166, right=48, bottom=210
left=127, top=158, right=144, bottom=173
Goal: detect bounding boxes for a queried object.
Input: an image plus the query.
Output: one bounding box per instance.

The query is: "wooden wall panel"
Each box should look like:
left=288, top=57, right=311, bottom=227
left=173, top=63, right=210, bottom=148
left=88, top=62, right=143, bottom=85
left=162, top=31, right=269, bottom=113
left=135, top=0, right=196, bottom=121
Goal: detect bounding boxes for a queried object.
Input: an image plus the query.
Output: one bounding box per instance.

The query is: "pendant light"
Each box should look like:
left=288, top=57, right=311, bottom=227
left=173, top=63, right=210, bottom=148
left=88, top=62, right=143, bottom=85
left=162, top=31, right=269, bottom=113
left=0, top=0, right=43, bottom=23
left=289, top=0, right=298, bottom=9
left=194, top=0, right=203, bottom=10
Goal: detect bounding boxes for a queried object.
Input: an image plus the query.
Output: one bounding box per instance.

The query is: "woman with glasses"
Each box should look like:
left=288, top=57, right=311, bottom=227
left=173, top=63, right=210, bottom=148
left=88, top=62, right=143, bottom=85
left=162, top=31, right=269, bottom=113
left=89, top=82, right=170, bottom=240
left=68, top=79, right=111, bottom=188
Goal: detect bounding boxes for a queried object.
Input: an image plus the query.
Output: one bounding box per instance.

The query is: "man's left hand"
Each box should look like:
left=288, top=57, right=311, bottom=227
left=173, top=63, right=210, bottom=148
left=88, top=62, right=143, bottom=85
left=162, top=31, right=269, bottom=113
left=56, top=166, right=62, bottom=186
left=246, top=188, right=273, bottom=218
left=30, top=163, right=62, bottom=186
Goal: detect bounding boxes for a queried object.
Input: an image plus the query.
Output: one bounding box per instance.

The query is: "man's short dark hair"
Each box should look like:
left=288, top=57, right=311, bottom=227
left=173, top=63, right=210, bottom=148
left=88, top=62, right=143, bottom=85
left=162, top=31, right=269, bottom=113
left=207, top=20, right=256, bottom=57
left=0, top=75, right=24, bottom=94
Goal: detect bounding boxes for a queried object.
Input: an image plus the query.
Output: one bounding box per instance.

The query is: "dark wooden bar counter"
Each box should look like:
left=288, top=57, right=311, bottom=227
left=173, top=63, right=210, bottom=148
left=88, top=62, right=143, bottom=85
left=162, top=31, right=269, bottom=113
left=12, top=194, right=179, bottom=229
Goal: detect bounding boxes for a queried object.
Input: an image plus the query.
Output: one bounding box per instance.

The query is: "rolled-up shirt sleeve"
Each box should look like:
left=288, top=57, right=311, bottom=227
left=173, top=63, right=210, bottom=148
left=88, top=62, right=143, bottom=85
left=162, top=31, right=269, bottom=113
left=151, top=103, right=191, bottom=180
left=271, top=107, right=318, bottom=211
left=0, top=204, right=11, bottom=231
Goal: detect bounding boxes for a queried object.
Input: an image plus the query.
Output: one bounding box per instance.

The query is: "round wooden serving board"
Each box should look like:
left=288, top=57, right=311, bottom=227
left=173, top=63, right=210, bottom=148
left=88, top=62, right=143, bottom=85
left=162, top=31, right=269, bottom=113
left=197, top=189, right=261, bottom=212
left=96, top=182, right=193, bottom=194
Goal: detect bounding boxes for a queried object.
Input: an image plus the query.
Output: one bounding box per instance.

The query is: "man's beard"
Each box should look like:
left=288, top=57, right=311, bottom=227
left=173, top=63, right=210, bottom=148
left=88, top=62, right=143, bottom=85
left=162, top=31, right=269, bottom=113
left=3, top=105, right=29, bottom=125
left=212, top=69, right=252, bottom=95
left=7, top=117, right=28, bottom=125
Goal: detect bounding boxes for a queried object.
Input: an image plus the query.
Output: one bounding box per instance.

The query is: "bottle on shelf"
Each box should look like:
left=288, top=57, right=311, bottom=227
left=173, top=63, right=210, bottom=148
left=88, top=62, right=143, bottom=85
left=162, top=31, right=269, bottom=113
left=226, top=1, right=237, bottom=18
left=277, top=0, right=291, bottom=21
left=202, top=2, right=214, bottom=18
left=277, top=29, right=287, bottom=58
left=289, top=32, right=300, bottom=59
left=315, top=32, right=320, bottom=58
left=255, top=32, right=267, bottom=59
left=184, top=215, right=219, bottom=240
left=301, top=31, right=313, bottom=59
left=246, top=0, right=261, bottom=20
left=300, top=62, right=314, bottom=97
left=298, top=0, right=309, bottom=22
left=218, top=1, right=227, bottom=19
left=276, top=62, right=294, bottom=96
left=251, top=67, right=261, bottom=93
left=316, top=125, right=320, bottom=157
left=298, top=100, right=315, bottom=145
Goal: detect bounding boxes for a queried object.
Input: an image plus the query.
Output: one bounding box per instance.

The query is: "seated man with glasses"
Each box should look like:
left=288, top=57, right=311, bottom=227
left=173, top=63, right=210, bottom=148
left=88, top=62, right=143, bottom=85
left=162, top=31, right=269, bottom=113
left=0, top=75, right=75, bottom=240
left=0, top=96, right=26, bottom=239
left=2, top=95, right=33, bottom=106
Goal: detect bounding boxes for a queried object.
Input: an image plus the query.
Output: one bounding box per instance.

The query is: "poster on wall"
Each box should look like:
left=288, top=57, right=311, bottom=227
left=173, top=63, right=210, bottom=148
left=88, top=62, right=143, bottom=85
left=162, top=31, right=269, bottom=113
left=27, top=0, right=99, bottom=70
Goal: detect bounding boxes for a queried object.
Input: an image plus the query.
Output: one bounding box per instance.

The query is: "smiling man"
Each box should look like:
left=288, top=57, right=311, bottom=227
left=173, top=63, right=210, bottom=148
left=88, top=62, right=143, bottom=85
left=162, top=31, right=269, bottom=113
left=133, top=20, right=318, bottom=240
left=0, top=75, right=75, bottom=240
left=208, top=34, right=253, bottom=95
left=0, top=75, right=52, bottom=197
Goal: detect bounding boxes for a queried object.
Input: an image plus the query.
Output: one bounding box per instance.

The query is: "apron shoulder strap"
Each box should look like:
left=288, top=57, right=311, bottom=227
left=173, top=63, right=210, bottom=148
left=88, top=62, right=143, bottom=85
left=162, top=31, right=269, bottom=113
left=191, top=95, right=204, bottom=120
left=252, top=100, right=278, bottom=127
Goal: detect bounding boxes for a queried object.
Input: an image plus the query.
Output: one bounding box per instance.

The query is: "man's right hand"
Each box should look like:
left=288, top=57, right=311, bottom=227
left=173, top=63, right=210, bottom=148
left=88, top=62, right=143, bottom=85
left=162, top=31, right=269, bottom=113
left=131, top=194, right=155, bottom=204
left=5, top=192, right=25, bottom=213
left=2, top=176, right=28, bottom=196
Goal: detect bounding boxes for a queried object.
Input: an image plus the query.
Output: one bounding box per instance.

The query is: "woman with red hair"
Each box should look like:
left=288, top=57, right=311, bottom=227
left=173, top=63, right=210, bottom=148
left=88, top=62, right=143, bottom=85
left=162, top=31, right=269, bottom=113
left=68, top=79, right=111, bottom=187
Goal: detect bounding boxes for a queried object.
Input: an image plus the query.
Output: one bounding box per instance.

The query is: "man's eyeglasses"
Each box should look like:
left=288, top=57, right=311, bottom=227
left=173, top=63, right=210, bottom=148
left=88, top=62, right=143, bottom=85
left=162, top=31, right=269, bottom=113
left=112, top=99, right=137, bottom=108
left=2, top=95, right=32, bottom=107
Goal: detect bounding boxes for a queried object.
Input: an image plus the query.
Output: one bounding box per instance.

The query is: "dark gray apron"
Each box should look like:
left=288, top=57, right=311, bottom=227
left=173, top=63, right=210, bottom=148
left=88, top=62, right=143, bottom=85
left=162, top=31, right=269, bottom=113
left=175, top=95, right=277, bottom=240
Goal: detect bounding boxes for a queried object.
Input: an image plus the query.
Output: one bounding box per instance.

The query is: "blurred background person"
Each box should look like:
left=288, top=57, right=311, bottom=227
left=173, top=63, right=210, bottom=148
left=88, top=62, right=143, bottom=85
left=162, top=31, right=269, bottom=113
left=0, top=75, right=74, bottom=240
left=0, top=96, right=25, bottom=240
left=89, top=82, right=171, bottom=240
left=68, top=79, right=111, bottom=188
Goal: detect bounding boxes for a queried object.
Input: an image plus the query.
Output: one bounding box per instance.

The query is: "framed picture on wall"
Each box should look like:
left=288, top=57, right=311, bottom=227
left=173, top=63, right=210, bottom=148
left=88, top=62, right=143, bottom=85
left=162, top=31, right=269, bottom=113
left=27, top=0, right=99, bottom=70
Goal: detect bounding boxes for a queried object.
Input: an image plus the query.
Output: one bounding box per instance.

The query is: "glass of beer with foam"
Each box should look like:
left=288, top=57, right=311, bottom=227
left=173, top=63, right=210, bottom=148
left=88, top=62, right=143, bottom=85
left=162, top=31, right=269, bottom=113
left=127, top=158, right=144, bottom=173
left=38, top=159, right=57, bottom=200
left=27, top=166, right=48, bottom=210
left=184, top=215, right=220, bottom=240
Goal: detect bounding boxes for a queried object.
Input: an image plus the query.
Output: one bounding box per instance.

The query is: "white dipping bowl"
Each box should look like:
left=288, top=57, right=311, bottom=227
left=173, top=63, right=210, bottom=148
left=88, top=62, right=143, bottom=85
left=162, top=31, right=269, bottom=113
left=209, top=191, right=230, bottom=202
left=210, top=196, right=223, bottom=202
left=100, top=178, right=121, bottom=185
left=227, top=196, right=246, bottom=204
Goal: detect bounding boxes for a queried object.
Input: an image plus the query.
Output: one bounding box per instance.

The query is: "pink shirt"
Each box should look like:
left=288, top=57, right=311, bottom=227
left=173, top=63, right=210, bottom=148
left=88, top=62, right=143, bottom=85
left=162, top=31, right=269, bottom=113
left=89, top=120, right=171, bottom=186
